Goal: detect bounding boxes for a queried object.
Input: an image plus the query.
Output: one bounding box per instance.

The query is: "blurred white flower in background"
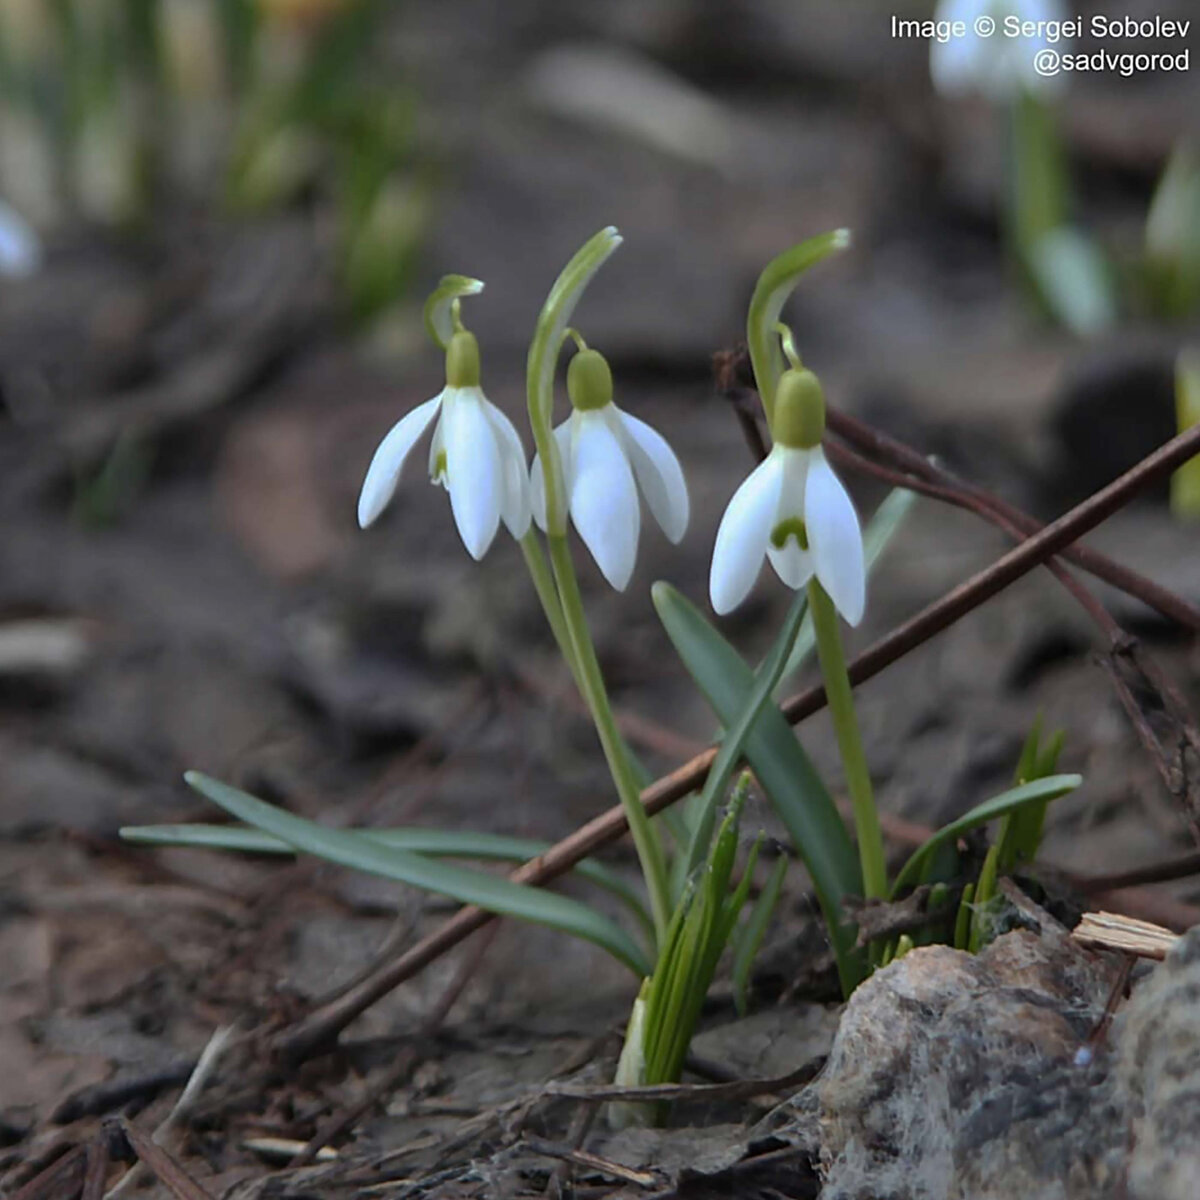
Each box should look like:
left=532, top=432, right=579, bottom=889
left=931, top=0, right=1070, bottom=100
left=0, top=198, right=41, bottom=278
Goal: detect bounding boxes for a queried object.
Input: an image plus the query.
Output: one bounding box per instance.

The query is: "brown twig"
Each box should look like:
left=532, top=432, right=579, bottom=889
left=523, top=1137, right=659, bottom=1188
left=779, top=421, right=1200, bottom=727
left=1077, top=850, right=1200, bottom=893
left=270, top=419, right=1200, bottom=1064
left=544, top=1059, right=821, bottom=1104
left=825, top=404, right=1200, bottom=633
left=7, top=1146, right=88, bottom=1200
left=116, top=1119, right=215, bottom=1200
left=81, top=1140, right=109, bottom=1200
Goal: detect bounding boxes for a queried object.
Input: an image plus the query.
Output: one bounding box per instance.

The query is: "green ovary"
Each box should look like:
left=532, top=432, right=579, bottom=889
left=771, top=516, right=808, bottom=550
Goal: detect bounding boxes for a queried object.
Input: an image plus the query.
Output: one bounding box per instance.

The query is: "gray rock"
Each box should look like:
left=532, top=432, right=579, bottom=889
left=1118, top=930, right=1200, bottom=1199
left=814, top=921, right=1200, bottom=1199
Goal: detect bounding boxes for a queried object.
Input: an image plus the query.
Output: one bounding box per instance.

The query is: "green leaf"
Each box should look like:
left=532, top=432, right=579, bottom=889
left=889, top=774, right=1082, bottom=898
left=1027, top=227, right=1117, bottom=337
left=732, top=853, right=788, bottom=1016
left=180, top=772, right=651, bottom=976
left=1010, top=89, right=1068, bottom=256
left=746, top=229, right=851, bottom=428
left=683, top=591, right=808, bottom=876
left=423, top=274, right=484, bottom=350
left=651, top=582, right=863, bottom=994
left=1172, top=350, right=1200, bottom=521
left=120, top=821, right=653, bottom=941
left=1146, top=144, right=1200, bottom=319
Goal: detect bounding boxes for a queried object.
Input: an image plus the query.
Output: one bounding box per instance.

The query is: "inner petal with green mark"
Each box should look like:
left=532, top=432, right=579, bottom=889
left=771, top=516, right=808, bottom=550
left=432, top=449, right=448, bottom=485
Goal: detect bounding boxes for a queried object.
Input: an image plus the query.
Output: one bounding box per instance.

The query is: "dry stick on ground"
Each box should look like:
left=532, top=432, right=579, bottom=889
left=114, top=1119, right=215, bottom=1200
left=270, top=417, right=1200, bottom=1066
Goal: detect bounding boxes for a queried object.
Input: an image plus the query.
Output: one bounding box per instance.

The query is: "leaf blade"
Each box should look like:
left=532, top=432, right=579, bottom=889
left=889, top=774, right=1082, bottom=898
left=181, top=773, right=651, bottom=975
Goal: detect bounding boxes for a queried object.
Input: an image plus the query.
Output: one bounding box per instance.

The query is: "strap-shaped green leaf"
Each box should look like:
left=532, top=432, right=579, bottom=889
left=650, top=582, right=863, bottom=994
left=889, top=774, right=1082, bottom=899
left=732, top=853, right=788, bottom=1017
left=120, top=821, right=652, bottom=940
left=181, top=772, right=651, bottom=976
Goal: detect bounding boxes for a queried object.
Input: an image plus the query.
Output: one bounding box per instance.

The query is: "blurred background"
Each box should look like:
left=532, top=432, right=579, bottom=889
left=1, top=0, right=1199, bottom=1151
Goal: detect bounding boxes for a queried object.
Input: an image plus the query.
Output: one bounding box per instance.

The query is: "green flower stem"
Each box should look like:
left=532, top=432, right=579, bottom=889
left=548, top=534, right=672, bottom=945
left=807, top=579, right=886, bottom=901
left=520, top=532, right=583, bottom=689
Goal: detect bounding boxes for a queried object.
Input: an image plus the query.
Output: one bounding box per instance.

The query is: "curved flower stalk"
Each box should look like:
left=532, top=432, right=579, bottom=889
left=710, top=367, right=864, bottom=621
left=357, top=289, right=531, bottom=560
left=930, top=0, right=1069, bottom=100
left=531, top=345, right=689, bottom=590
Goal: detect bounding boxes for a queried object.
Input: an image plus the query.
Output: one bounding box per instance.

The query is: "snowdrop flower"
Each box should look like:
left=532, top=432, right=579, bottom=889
left=0, top=198, right=41, bottom=278
left=357, top=330, right=531, bottom=559
left=931, top=0, right=1069, bottom=100
left=531, top=347, right=689, bottom=591
left=709, top=368, right=864, bottom=623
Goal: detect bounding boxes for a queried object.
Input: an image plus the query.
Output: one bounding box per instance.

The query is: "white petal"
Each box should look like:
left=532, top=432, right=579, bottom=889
left=805, top=448, right=866, bottom=626
left=357, top=394, right=443, bottom=528
left=764, top=446, right=813, bottom=588
left=612, top=407, right=689, bottom=543
left=929, top=0, right=983, bottom=96
left=443, top=390, right=503, bottom=560
left=483, top=398, right=531, bottom=539
left=708, top=451, right=785, bottom=615
left=766, top=540, right=814, bottom=590
left=530, top=419, right=573, bottom=531
left=569, top=411, right=640, bottom=591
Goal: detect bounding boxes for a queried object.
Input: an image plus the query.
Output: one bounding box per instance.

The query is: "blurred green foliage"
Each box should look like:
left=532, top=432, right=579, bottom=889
left=0, top=0, right=428, bottom=320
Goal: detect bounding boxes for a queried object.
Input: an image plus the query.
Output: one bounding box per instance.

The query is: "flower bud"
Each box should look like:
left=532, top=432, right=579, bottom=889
left=773, top=368, right=825, bottom=449
left=567, top=348, right=612, bottom=412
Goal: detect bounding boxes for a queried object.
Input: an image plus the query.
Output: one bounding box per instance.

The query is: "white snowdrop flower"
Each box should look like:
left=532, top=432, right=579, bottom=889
left=931, top=0, right=1069, bottom=101
left=709, top=368, right=865, bottom=623
left=0, top=197, right=41, bottom=278
left=357, top=330, right=531, bottom=559
left=530, top=348, right=689, bottom=591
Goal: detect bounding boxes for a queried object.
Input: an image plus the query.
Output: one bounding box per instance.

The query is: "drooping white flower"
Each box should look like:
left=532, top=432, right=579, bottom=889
left=931, top=0, right=1069, bottom=100
left=530, top=348, right=689, bottom=591
left=357, top=330, right=531, bottom=559
left=709, top=368, right=864, bottom=623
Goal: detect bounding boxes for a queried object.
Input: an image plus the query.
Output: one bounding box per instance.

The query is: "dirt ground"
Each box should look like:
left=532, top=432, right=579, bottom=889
left=2, top=2, right=1200, bottom=1196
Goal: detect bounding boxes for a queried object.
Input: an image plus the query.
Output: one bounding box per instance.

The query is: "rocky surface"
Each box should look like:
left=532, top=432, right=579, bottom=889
left=812, top=920, right=1200, bottom=1200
